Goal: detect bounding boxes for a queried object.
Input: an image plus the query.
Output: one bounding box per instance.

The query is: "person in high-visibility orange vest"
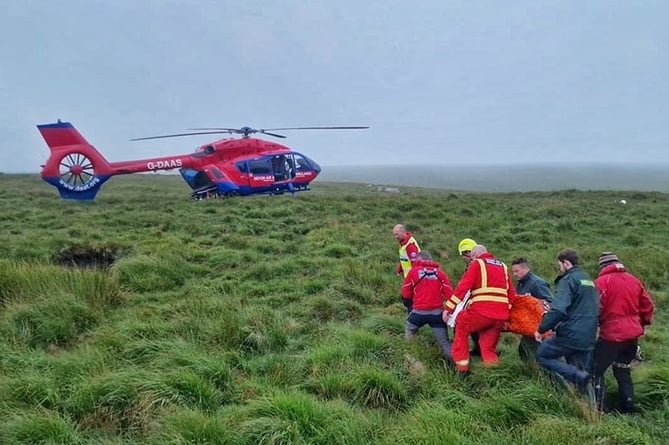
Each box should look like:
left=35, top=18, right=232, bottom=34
left=393, top=224, right=421, bottom=278
left=442, top=244, right=516, bottom=374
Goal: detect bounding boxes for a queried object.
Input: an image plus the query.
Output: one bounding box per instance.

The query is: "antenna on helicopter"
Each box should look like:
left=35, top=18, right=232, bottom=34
left=130, top=125, right=369, bottom=141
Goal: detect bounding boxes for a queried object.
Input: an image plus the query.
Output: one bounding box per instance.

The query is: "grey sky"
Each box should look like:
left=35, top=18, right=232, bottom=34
left=1, top=0, right=667, bottom=173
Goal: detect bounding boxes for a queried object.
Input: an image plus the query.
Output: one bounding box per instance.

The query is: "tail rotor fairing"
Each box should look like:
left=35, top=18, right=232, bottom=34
left=59, top=153, right=96, bottom=188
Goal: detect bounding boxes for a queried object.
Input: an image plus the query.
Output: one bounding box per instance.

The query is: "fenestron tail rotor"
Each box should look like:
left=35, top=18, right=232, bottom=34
left=131, top=125, right=369, bottom=141
left=58, top=152, right=96, bottom=188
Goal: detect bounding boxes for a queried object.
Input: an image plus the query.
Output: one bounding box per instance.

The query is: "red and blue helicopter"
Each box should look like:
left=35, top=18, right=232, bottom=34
left=37, top=120, right=368, bottom=200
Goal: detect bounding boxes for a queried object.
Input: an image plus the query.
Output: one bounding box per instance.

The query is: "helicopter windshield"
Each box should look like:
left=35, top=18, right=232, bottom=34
left=293, top=153, right=321, bottom=173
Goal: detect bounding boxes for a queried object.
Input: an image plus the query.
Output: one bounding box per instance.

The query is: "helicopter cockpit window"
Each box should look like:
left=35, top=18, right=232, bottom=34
left=248, top=158, right=273, bottom=175
left=235, top=161, right=249, bottom=173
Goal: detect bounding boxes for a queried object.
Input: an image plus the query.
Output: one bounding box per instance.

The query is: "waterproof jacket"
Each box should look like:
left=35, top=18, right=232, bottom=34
left=538, top=266, right=599, bottom=351
left=402, top=260, right=453, bottom=310
left=445, top=253, right=516, bottom=320
left=397, top=232, right=420, bottom=277
left=595, top=263, right=654, bottom=342
left=516, top=271, right=553, bottom=302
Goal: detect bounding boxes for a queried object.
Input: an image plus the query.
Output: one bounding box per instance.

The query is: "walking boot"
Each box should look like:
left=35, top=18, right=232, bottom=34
left=620, top=397, right=636, bottom=414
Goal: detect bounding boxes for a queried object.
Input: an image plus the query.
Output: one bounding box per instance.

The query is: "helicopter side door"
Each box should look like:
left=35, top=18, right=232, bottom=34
left=246, top=157, right=276, bottom=188
left=271, top=154, right=295, bottom=182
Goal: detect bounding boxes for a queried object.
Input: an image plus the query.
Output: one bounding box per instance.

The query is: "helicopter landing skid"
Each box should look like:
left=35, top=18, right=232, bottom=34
left=191, top=185, right=223, bottom=200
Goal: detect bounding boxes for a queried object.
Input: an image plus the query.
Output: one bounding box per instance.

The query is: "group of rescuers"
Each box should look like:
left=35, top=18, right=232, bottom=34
left=392, top=224, right=655, bottom=414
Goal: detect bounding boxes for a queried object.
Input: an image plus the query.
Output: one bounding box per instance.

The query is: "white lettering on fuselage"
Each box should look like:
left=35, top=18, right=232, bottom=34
left=147, top=159, right=183, bottom=170
left=59, top=176, right=101, bottom=192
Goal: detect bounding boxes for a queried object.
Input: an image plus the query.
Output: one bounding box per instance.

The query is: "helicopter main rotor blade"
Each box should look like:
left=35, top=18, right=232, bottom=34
left=187, top=128, right=241, bottom=131
left=190, top=127, right=287, bottom=138
left=131, top=125, right=369, bottom=141
left=259, top=130, right=287, bottom=138
left=263, top=126, right=370, bottom=131
left=130, top=131, right=234, bottom=141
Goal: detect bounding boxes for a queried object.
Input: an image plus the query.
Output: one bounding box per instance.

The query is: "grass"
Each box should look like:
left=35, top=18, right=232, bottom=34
left=0, top=173, right=668, bottom=444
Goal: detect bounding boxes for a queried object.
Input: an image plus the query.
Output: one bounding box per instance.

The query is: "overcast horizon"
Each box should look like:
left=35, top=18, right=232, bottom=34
left=2, top=1, right=668, bottom=174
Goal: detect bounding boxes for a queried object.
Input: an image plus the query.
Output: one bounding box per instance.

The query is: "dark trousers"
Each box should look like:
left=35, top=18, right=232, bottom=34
left=518, top=336, right=541, bottom=362
left=536, top=336, right=591, bottom=386
left=406, top=310, right=453, bottom=366
left=593, top=338, right=637, bottom=413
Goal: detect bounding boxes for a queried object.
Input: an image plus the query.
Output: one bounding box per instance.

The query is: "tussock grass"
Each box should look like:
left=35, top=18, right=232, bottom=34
left=1, top=295, right=98, bottom=349
left=238, top=391, right=375, bottom=445
left=243, top=353, right=306, bottom=388
left=239, top=308, right=291, bottom=354
left=2, top=373, right=61, bottom=409
left=362, top=313, right=404, bottom=336
left=149, top=408, right=238, bottom=445
left=1, top=411, right=80, bottom=445
left=635, top=368, right=669, bottom=410
left=380, top=400, right=489, bottom=445
left=114, top=254, right=194, bottom=292
left=67, top=368, right=225, bottom=433
left=351, top=368, right=408, bottom=410
left=304, top=342, right=351, bottom=373
left=1, top=175, right=668, bottom=444
left=0, top=260, right=126, bottom=309
left=517, top=414, right=658, bottom=445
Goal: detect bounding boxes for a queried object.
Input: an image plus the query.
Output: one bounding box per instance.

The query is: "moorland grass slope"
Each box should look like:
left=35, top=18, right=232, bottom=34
left=0, top=174, right=667, bottom=444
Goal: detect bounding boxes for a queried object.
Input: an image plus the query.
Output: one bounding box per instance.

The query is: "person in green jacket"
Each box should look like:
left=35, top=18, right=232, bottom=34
left=511, top=257, right=553, bottom=361
left=534, top=249, right=599, bottom=395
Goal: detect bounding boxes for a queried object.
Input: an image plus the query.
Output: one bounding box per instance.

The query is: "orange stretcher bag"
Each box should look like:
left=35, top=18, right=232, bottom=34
left=506, top=294, right=552, bottom=338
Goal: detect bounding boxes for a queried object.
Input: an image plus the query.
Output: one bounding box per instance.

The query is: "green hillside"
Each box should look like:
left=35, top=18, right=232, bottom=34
left=1, top=174, right=667, bottom=444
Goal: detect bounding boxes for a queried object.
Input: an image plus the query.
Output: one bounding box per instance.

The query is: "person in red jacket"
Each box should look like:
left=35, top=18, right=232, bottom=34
left=593, top=252, right=655, bottom=414
left=393, top=224, right=420, bottom=278
left=402, top=250, right=454, bottom=366
left=442, top=244, right=516, bottom=374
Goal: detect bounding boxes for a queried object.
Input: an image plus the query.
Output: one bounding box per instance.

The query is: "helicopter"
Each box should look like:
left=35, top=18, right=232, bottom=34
left=37, top=120, right=368, bottom=200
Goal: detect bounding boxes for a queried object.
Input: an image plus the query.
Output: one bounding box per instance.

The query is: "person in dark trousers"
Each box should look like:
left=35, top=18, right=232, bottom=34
left=402, top=251, right=455, bottom=367
left=511, top=257, right=553, bottom=361
left=535, top=249, right=599, bottom=398
left=593, top=252, right=654, bottom=413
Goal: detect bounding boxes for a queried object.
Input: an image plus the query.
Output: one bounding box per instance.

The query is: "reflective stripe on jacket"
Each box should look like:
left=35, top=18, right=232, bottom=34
left=445, top=253, right=515, bottom=320
left=398, top=235, right=420, bottom=277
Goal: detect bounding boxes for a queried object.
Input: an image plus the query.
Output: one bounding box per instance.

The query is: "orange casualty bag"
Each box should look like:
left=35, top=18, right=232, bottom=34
left=506, top=294, right=552, bottom=338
